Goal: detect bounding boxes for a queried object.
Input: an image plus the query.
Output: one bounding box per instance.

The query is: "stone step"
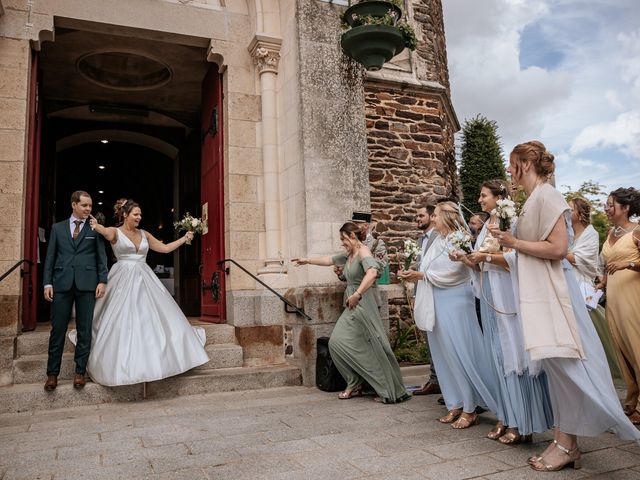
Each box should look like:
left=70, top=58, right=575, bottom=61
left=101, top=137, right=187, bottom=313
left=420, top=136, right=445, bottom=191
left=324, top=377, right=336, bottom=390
left=195, top=343, right=244, bottom=370
left=0, top=365, right=302, bottom=414
left=13, top=343, right=245, bottom=384
left=16, top=322, right=237, bottom=356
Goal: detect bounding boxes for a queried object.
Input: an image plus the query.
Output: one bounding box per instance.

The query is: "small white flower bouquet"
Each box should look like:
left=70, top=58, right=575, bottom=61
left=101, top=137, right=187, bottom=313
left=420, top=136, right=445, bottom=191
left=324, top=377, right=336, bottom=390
left=402, top=239, right=421, bottom=270
left=492, top=199, right=517, bottom=232
left=446, top=227, right=473, bottom=254
left=173, top=213, right=204, bottom=245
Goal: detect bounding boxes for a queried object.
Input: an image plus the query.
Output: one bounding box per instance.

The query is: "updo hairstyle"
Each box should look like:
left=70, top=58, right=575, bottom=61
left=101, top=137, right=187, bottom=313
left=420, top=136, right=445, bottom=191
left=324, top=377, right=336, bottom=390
left=481, top=179, right=509, bottom=199
left=569, top=197, right=591, bottom=227
left=510, top=140, right=555, bottom=179
left=609, top=187, right=640, bottom=218
left=113, top=198, right=140, bottom=226
left=339, top=222, right=367, bottom=242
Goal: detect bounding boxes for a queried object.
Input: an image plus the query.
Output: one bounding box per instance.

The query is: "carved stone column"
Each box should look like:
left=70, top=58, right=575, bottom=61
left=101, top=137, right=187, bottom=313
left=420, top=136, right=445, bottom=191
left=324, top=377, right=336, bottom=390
left=249, top=35, right=285, bottom=275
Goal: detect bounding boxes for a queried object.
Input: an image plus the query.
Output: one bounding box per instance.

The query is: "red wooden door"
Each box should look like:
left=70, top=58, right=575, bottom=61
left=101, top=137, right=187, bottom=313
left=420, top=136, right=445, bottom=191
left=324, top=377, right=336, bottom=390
left=199, top=65, right=225, bottom=322
left=22, top=51, right=41, bottom=331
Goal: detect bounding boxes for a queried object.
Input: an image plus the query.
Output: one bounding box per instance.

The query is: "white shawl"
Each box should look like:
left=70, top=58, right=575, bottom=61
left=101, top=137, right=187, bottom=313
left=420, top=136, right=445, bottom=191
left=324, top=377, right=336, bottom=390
left=414, top=235, right=471, bottom=332
left=569, top=224, right=602, bottom=285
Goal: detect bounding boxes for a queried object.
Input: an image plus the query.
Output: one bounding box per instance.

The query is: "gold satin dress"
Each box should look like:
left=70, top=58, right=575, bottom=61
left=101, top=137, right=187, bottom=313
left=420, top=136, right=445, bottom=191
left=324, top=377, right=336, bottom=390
left=602, top=229, right=640, bottom=412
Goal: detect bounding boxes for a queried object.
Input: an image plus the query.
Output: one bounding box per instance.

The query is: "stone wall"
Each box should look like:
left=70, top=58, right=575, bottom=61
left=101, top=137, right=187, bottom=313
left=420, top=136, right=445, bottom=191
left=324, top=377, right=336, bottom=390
left=363, top=0, right=458, bottom=340
left=366, top=87, right=457, bottom=281
left=0, top=37, right=30, bottom=386
left=413, top=0, right=451, bottom=91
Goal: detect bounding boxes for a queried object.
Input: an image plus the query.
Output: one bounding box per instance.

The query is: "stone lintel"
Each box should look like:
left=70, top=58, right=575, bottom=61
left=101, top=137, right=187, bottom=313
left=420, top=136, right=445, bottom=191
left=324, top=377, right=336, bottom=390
left=365, top=72, right=461, bottom=131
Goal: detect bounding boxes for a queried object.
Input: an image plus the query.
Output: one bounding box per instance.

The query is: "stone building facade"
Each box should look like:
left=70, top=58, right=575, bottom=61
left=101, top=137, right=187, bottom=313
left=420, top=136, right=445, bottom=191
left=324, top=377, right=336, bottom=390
left=0, top=0, right=457, bottom=390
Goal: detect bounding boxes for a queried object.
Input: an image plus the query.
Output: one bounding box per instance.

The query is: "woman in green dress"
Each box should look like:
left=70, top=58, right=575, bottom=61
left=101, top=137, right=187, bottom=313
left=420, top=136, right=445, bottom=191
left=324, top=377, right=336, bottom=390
left=293, top=222, right=410, bottom=403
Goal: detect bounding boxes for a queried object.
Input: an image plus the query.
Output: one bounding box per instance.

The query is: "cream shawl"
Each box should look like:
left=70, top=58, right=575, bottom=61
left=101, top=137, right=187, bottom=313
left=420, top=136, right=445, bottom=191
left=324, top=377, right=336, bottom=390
left=414, top=235, right=470, bottom=332
left=516, top=183, right=585, bottom=361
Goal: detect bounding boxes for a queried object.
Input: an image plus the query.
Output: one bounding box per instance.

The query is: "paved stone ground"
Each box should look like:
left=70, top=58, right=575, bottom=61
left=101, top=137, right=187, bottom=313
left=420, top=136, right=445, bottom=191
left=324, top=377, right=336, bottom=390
left=1, top=373, right=639, bottom=480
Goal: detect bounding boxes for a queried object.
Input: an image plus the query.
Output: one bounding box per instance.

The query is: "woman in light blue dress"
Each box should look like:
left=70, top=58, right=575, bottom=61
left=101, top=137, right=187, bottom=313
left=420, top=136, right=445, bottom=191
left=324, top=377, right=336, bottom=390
left=400, top=201, right=499, bottom=428
left=454, top=180, right=553, bottom=444
left=492, top=141, right=640, bottom=472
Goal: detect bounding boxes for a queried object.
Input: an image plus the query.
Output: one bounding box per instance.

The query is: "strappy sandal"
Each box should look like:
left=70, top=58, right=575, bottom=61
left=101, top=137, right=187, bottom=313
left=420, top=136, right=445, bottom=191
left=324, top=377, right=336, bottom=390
left=628, top=410, right=640, bottom=425
left=452, top=412, right=479, bottom=429
left=338, top=386, right=362, bottom=399
left=530, top=440, right=581, bottom=472
left=438, top=409, right=462, bottom=423
left=487, top=422, right=506, bottom=440
left=498, top=430, right=532, bottom=445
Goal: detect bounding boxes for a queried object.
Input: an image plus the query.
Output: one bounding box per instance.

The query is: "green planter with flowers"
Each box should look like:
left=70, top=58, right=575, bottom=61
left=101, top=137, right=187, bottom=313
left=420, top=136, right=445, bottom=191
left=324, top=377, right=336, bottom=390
left=340, top=0, right=417, bottom=71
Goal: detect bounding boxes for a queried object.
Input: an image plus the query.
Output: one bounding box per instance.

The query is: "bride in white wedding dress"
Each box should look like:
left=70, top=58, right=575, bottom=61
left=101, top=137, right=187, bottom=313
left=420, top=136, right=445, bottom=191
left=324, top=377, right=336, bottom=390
left=76, top=198, right=209, bottom=386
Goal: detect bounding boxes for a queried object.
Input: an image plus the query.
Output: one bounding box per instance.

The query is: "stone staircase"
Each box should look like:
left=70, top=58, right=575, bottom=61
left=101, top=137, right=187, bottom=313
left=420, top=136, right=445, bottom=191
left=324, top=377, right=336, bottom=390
left=2, top=320, right=301, bottom=414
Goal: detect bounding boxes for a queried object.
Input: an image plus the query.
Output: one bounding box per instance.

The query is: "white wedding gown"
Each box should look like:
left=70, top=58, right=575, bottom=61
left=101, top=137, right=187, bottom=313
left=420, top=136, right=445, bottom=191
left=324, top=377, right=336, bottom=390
left=72, top=228, right=210, bottom=386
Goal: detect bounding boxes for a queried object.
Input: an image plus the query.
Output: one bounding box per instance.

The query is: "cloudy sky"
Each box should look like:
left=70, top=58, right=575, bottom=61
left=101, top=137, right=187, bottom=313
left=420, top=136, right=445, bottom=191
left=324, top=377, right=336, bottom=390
left=441, top=0, right=640, bottom=197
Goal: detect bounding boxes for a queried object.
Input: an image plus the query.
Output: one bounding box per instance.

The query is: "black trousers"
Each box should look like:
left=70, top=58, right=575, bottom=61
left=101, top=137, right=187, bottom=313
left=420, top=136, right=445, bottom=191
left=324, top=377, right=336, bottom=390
left=46, top=284, right=96, bottom=375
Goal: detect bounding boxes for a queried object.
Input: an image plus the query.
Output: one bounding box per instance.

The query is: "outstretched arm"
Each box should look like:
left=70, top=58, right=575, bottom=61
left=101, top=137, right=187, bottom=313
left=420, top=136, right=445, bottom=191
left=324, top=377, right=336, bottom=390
left=292, top=256, right=334, bottom=267
left=89, top=215, right=118, bottom=244
left=146, top=230, right=193, bottom=254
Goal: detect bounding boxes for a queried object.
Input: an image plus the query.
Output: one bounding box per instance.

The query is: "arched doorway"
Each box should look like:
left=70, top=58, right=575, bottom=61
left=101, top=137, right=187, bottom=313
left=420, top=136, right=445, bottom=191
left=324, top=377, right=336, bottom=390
left=23, top=21, right=226, bottom=329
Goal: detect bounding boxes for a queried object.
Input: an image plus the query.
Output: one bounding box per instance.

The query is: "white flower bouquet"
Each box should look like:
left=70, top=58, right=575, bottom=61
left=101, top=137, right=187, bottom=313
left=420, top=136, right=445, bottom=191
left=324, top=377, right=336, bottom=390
left=492, top=199, right=517, bottom=232
left=446, top=227, right=473, bottom=254
left=402, top=239, right=421, bottom=270
left=173, top=213, right=204, bottom=245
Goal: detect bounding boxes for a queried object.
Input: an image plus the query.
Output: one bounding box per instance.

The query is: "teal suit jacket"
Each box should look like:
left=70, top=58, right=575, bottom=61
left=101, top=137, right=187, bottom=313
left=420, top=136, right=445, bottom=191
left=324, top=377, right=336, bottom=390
left=43, top=219, right=109, bottom=292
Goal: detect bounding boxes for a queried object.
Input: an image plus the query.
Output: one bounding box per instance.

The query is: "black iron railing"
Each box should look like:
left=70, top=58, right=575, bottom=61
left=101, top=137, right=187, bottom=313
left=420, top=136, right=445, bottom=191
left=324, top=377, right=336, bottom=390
left=218, top=258, right=312, bottom=321
left=0, top=259, right=33, bottom=284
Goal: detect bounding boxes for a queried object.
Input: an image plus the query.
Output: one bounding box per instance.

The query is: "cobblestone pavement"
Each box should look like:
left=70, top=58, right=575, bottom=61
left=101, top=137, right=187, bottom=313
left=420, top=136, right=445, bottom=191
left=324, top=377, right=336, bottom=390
left=1, top=378, right=639, bottom=480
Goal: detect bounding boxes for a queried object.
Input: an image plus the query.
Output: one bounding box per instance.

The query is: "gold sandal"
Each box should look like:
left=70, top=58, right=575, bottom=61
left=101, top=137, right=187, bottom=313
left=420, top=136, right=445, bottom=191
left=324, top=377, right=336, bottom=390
left=338, top=386, right=362, bottom=399
left=438, top=409, right=462, bottom=423
left=498, top=430, right=532, bottom=445
left=487, top=422, right=506, bottom=440
left=530, top=440, right=581, bottom=472
left=452, top=413, right=479, bottom=429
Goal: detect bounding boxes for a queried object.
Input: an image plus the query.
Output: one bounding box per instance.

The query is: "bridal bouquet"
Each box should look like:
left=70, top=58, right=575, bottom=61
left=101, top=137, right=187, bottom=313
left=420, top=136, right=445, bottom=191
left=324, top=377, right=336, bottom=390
left=402, top=239, right=421, bottom=270
left=174, top=213, right=204, bottom=245
left=446, top=227, right=473, bottom=254
left=492, top=199, right=517, bottom=232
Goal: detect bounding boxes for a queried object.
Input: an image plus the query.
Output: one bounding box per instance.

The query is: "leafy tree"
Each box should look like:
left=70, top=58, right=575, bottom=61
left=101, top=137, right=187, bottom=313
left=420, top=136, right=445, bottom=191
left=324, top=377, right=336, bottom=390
left=562, top=180, right=611, bottom=247
left=459, top=116, right=506, bottom=216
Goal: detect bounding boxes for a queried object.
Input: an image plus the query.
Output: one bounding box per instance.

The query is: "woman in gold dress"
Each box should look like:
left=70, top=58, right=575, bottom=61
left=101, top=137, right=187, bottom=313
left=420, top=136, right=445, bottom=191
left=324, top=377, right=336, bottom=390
left=600, top=187, right=640, bottom=423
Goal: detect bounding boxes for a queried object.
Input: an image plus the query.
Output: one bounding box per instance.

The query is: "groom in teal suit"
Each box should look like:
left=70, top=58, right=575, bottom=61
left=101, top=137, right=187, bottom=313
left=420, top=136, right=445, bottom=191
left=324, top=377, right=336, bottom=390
left=43, top=191, right=108, bottom=390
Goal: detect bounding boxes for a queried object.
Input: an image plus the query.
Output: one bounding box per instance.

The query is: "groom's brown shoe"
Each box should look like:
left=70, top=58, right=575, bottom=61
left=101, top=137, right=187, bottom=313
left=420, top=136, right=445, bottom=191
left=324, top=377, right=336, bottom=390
left=73, top=373, right=86, bottom=389
left=44, top=375, right=58, bottom=391
left=413, top=382, right=441, bottom=396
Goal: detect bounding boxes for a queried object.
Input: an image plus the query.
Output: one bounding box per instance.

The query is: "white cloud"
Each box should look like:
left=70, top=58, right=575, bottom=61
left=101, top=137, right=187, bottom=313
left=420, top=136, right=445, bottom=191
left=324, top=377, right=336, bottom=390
left=570, top=111, right=640, bottom=158
left=443, top=0, right=571, bottom=148
left=442, top=0, right=640, bottom=193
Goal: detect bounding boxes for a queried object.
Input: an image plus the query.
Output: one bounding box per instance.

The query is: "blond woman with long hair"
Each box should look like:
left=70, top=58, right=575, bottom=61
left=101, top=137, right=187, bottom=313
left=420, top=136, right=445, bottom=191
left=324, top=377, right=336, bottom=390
left=399, top=201, right=499, bottom=428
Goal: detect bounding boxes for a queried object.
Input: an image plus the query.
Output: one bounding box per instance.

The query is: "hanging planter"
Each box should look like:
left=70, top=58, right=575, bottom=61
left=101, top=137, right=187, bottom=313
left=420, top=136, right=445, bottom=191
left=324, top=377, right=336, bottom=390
left=340, top=0, right=417, bottom=71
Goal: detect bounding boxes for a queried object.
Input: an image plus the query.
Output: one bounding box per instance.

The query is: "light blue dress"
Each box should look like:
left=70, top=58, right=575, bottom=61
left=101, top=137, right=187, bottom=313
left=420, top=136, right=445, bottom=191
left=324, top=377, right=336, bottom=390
left=423, top=239, right=499, bottom=414
left=514, top=203, right=640, bottom=441
left=479, top=271, right=554, bottom=434
left=542, top=254, right=640, bottom=439
left=475, top=224, right=554, bottom=435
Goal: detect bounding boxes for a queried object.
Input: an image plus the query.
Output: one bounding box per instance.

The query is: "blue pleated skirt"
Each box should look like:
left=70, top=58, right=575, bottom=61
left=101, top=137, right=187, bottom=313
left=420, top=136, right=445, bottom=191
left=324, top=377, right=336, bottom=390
left=480, top=272, right=554, bottom=434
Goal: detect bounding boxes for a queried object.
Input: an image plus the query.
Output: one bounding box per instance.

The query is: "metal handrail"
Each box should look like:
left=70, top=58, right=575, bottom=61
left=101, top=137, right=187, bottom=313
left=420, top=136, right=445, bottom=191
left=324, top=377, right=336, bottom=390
left=0, top=259, right=34, bottom=284
left=218, top=258, right=313, bottom=321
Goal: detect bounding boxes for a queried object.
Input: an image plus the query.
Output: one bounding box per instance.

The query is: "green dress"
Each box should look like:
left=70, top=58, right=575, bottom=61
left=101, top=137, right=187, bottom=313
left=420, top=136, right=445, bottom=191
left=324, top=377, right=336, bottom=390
left=330, top=252, right=410, bottom=403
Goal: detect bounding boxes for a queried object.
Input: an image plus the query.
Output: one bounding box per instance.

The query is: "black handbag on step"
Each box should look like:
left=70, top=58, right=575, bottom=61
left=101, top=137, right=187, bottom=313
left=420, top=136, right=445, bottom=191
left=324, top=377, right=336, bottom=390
left=316, top=337, right=347, bottom=392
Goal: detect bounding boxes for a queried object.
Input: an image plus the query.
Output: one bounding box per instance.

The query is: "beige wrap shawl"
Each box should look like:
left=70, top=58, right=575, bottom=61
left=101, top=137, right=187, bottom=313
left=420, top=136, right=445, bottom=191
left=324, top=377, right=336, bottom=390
left=516, top=183, right=584, bottom=361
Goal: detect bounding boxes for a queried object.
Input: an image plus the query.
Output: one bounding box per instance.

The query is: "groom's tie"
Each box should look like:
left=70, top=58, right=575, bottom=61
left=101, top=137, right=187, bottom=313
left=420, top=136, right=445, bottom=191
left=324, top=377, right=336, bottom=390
left=72, top=220, right=82, bottom=241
